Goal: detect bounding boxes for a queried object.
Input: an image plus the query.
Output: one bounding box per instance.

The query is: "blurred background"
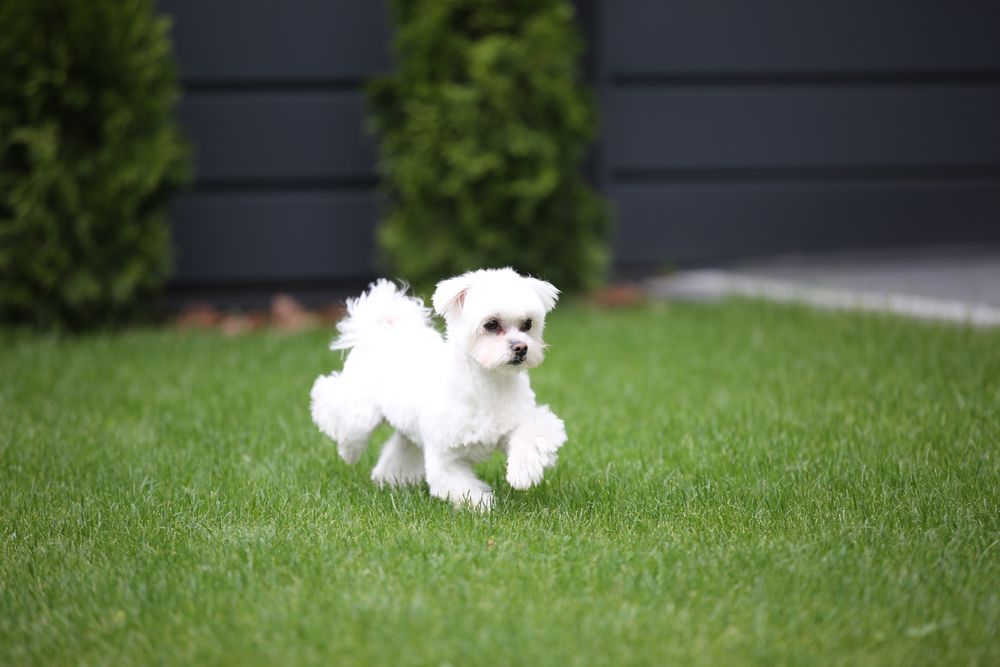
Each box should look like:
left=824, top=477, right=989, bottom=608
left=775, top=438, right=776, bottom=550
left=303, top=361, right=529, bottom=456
left=2, top=0, right=999, bottom=325
left=160, top=0, right=1000, bottom=307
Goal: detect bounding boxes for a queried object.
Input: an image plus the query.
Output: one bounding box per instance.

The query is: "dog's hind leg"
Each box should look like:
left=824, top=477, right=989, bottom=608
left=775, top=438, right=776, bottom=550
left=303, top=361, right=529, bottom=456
left=371, top=432, right=425, bottom=487
left=310, top=373, right=382, bottom=464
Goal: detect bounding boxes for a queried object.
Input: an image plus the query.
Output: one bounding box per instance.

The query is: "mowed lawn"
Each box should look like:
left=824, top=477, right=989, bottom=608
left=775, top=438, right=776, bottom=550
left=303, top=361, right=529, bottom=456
left=1, top=300, right=998, bottom=666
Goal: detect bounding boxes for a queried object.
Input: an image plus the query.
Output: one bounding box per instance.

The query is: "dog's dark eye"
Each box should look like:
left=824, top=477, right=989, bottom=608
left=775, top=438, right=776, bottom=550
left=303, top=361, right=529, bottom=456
left=520, top=319, right=532, bottom=332
left=483, top=319, right=500, bottom=332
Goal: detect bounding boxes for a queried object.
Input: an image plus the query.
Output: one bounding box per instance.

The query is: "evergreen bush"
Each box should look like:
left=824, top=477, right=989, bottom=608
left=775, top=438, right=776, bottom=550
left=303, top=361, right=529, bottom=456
left=368, top=0, right=609, bottom=294
left=0, top=0, right=190, bottom=329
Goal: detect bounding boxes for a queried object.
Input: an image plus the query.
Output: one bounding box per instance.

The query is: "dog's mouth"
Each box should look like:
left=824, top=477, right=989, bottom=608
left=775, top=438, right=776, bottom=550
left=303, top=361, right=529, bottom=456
left=508, top=358, right=523, bottom=366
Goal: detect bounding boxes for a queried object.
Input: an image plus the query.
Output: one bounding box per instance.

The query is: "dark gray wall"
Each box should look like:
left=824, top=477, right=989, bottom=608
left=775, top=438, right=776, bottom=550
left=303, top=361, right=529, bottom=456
left=161, top=0, right=1000, bottom=295
left=596, top=0, right=1000, bottom=268
left=161, top=0, right=390, bottom=292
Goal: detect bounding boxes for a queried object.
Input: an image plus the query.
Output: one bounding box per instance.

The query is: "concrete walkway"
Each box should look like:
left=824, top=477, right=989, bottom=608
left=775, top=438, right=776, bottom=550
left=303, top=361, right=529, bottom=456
left=647, top=248, right=1000, bottom=328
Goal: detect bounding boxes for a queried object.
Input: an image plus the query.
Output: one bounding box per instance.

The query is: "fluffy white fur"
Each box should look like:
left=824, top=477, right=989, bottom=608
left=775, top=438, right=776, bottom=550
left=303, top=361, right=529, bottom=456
left=310, top=268, right=567, bottom=511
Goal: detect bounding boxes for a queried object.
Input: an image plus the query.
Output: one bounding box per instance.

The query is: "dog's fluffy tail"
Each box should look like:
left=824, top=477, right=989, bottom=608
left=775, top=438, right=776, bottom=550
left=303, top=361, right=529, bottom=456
left=331, top=279, right=431, bottom=351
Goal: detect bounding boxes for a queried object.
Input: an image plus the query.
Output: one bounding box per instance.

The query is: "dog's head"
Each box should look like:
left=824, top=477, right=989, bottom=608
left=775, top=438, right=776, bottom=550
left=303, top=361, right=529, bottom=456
left=432, top=268, right=559, bottom=372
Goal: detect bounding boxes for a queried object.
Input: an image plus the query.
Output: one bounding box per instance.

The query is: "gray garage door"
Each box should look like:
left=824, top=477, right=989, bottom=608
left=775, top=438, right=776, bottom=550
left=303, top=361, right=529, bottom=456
left=161, top=0, right=1000, bottom=294
left=161, top=0, right=390, bottom=293
left=597, top=0, right=1000, bottom=269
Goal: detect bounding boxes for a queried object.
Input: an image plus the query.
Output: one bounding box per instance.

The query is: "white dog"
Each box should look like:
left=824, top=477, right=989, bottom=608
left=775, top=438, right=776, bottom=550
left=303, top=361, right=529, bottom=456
left=310, top=267, right=567, bottom=510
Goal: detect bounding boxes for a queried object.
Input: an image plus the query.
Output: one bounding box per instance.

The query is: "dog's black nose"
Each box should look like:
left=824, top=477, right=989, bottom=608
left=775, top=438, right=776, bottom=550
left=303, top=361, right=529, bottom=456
left=511, top=342, right=528, bottom=359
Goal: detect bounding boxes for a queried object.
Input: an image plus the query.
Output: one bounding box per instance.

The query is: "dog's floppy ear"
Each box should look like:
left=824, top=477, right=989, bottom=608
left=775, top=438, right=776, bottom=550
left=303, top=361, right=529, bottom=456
left=526, top=277, right=560, bottom=313
left=433, top=273, right=473, bottom=320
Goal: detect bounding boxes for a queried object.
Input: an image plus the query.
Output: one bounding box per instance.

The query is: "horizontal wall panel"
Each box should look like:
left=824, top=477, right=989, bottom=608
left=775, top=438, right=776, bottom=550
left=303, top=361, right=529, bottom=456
left=170, top=191, right=379, bottom=282
left=179, top=92, right=374, bottom=182
left=159, top=0, right=391, bottom=81
left=602, top=1, right=1000, bottom=76
left=605, top=86, right=1000, bottom=171
left=612, top=181, right=1000, bottom=265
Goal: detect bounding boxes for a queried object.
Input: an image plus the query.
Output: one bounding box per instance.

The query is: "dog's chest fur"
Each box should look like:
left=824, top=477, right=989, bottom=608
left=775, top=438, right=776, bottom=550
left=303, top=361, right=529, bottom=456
left=446, top=379, right=529, bottom=450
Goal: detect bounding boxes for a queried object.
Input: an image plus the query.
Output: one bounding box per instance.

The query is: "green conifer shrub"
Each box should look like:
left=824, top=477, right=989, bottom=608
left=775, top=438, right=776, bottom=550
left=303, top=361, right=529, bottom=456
left=368, top=0, right=609, bottom=295
left=0, top=0, right=190, bottom=329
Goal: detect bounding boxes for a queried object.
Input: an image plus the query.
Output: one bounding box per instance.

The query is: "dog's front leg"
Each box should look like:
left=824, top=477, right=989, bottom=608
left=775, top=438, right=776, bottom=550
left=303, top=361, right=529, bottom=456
left=506, top=405, right=567, bottom=490
left=424, top=446, right=494, bottom=512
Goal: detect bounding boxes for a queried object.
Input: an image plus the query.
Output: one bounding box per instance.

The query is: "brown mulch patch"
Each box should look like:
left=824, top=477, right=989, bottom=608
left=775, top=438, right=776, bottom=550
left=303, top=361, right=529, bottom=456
left=585, top=282, right=646, bottom=308
left=174, top=295, right=344, bottom=336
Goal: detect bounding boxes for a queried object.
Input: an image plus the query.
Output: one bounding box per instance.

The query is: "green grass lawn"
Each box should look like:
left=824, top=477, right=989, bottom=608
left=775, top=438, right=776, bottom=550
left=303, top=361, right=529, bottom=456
left=2, top=300, right=998, bottom=666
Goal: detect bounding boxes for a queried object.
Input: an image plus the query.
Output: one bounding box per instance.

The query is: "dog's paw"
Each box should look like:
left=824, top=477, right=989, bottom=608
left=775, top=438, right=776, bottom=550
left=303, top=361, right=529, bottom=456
left=337, top=440, right=365, bottom=465
left=429, top=478, right=494, bottom=512
left=371, top=467, right=424, bottom=488
left=453, top=488, right=494, bottom=513
left=506, top=430, right=561, bottom=491
left=506, top=450, right=547, bottom=490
